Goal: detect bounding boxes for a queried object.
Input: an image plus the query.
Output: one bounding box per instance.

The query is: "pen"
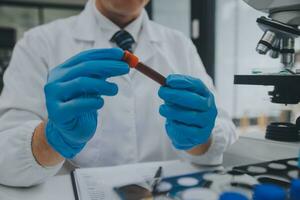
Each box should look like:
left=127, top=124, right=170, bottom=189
left=151, top=166, right=163, bottom=193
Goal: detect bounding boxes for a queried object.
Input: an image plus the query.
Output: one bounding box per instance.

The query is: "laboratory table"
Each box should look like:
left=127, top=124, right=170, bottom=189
left=0, top=137, right=298, bottom=200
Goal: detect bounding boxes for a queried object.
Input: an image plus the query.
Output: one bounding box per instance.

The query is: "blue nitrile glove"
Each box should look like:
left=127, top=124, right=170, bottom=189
left=44, top=48, right=129, bottom=158
left=158, top=74, right=217, bottom=150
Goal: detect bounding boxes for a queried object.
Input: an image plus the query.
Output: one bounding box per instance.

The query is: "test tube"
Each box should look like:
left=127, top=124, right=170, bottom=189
left=122, top=51, right=166, bottom=86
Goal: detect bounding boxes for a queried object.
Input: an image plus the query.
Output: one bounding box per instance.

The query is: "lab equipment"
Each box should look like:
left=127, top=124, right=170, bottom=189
left=45, top=48, right=129, bottom=158
left=233, top=158, right=299, bottom=188
left=122, top=50, right=166, bottom=85
left=218, top=192, right=248, bottom=200
left=253, top=184, right=286, bottom=200
left=290, top=179, right=300, bottom=200
left=70, top=157, right=300, bottom=199
left=114, top=167, right=258, bottom=199
left=113, top=157, right=299, bottom=199
left=158, top=74, right=217, bottom=150
left=243, top=0, right=300, bottom=68
left=235, top=0, right=300, bottom=142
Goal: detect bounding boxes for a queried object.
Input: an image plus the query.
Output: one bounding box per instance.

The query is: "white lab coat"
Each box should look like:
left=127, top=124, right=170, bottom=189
left=0, top=0, right=237, bottom=187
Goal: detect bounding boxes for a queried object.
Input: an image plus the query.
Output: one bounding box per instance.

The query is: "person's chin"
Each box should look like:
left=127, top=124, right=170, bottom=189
left=113, top=8, right=140, bottom=16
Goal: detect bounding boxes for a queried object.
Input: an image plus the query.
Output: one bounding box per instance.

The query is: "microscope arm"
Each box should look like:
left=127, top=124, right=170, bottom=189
left=242, top=0, right=300, bottom=68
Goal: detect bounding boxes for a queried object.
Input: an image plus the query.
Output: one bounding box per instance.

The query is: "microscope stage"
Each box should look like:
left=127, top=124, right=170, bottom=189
left=234, top=74, right=300, bottom=86
left=234, top=74, right=300, bottom=104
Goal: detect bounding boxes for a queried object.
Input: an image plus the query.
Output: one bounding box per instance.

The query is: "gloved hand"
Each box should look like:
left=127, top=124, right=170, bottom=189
left=44, top=48, right=129, bottom=158
left=158, top=74, right=217, bottom=150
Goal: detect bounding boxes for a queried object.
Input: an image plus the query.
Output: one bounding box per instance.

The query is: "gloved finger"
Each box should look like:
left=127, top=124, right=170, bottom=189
left=61, top=96, right=104, bottom=116
left=170, top=120, right=211, bottom=141
left=166, top=120, right=211, bottom=150
left=56, top=77, right=118, bottom=101
left=166, top=74, right=210, bottom=97
left=60, top=48, right=124, bottom=68
left=165, top=120, right=195, bottom=149
left=166, top=120, right=212, bottom=145
left=61, top=111, right=98, bottom=144
left=158, top=87, right=212, bottom=111
left=159, top=104, right=213, bottom=127
left=50, top=60, right=129, bottom=82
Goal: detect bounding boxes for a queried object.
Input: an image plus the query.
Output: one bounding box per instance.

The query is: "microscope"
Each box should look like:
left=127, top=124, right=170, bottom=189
left=234, top=0, right=300, bottom=142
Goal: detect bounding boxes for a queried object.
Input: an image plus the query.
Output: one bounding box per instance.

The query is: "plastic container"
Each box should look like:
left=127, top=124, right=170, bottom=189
left=253, top=184, right=286, bottom=200
left=219, top=192, right=248, bottom=200
left=290, top=179, right=300, bottom=200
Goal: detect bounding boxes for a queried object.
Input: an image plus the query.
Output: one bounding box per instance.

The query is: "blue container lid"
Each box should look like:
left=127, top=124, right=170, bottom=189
left=291, top=179, right=300, bottom=200
left=219, top=192, right=248, bottom=200
left=253, top=184, right=286, bottom=200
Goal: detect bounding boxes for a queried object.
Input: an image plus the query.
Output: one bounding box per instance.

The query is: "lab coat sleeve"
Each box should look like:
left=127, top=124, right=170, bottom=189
left=0, top=29, right=63, bottom=187
left=176, top=38, right=238, bottom=165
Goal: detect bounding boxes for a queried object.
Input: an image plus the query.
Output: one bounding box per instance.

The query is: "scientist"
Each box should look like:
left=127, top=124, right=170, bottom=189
left=0, top=0, right=237, bottom=186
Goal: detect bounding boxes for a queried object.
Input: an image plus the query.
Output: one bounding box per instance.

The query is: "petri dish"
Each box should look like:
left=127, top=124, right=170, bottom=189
left=287, top=160, right=298, bottom=167
left=288, top=170, right=299, bottom=179
left=203, top=173, right=232, bottom=182
left=156, top=181, right=172, bottom=193
left=268, top=163, right=287, bottom=170
left=246, top=166, right=267, bottom=174
left=181, top=188, right=218, bottom=200
left=177, top=177, right=199, bottom=187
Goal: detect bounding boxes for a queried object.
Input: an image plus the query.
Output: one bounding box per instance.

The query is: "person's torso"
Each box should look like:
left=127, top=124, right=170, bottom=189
left=32, top=12, right=197, bottom=167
